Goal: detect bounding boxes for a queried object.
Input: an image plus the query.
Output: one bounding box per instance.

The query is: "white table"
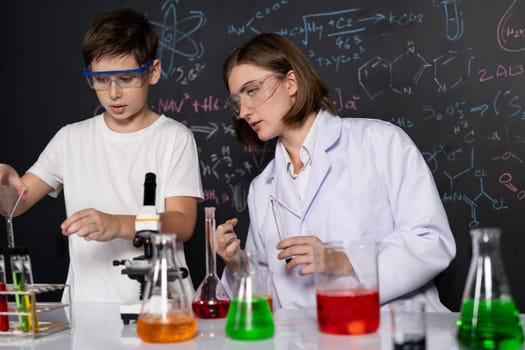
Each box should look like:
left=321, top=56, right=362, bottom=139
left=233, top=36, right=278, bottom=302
left=0, top=302, right=515, bottom=349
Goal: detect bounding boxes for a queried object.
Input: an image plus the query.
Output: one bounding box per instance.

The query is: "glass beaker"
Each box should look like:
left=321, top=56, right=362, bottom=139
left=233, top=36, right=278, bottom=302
left=136, top=233, right=196, bottom=343
left=192, top=207, right=231, bottom=318
left=0, top=185, right=25, bottom=248
left=313, top=240, right=380, bottom=335
left=225, top=250, right=274, bottom=340
left=457, top=228, right=524, bottom=349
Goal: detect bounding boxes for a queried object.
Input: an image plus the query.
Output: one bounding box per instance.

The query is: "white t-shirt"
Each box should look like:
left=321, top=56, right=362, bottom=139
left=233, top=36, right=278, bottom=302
left=28, top=114, right=203, bottom=303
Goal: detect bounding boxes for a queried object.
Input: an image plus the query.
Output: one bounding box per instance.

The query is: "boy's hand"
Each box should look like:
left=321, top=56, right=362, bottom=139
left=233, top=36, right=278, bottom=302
left=216, top=218, right=241, bottom=270
left=61, top=208, right=121, bottom=242
left=276, top=235, right=321, bottom=275
left=0, top=164, right=27, bottom=198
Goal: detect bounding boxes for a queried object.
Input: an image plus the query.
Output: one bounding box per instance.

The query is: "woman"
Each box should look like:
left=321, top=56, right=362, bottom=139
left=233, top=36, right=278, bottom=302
left=216, top=33, right=455, bottom=311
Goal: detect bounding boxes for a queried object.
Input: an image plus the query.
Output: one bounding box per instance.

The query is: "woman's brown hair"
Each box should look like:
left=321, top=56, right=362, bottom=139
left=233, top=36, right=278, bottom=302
left=223, top=33, right=336, bottom=149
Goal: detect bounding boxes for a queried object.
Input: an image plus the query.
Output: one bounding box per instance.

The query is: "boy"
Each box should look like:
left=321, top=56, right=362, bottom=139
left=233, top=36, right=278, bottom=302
left=0, top=8, right=203, bottom=303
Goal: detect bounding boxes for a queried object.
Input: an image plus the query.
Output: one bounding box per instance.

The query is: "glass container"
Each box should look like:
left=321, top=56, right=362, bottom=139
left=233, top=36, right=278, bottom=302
left=225, top=250, right=274, bottom=340
left=136, top=233, right=196, bottom=343
left=313, top=240, right=379, bottom=335
left=192, top=207, right=231, bottom=318
left=457, top=227, right=523, bottom=349
left=0, top=185, right=25, bottom=248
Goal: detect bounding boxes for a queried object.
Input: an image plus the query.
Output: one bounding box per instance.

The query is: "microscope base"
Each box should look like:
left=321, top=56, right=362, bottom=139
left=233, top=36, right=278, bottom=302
left=120, top=303, right=142, bottom=325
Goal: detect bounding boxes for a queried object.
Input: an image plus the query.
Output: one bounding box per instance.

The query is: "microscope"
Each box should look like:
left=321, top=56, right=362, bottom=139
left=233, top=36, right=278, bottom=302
left=113, top=172, right=188, bottom=324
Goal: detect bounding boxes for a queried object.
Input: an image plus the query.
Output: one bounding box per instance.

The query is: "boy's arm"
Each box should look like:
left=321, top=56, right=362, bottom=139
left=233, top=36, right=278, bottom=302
left=11, top=172, right=53, bottom=217
left=159, top=196, right=198, bottom=242
left=61, top=196, right=198, bottom=243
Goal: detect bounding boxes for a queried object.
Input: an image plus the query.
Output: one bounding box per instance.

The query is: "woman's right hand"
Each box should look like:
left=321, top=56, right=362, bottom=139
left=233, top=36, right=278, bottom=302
left=216, top=218, right=241, bottom=270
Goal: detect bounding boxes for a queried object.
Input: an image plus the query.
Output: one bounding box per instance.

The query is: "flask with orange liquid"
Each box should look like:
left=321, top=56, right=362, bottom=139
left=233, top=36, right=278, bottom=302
left=136, top=233, right=196, bottom=343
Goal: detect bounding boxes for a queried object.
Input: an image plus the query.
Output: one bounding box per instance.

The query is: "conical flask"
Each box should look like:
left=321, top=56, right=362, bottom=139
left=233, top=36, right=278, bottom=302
left=192, top=207, right=231, bottom=318
left=136, top=233, right=196, bottom=343
left=225, top=250, right=274, bottom=340
left=457, top=228, right=524, bottom=349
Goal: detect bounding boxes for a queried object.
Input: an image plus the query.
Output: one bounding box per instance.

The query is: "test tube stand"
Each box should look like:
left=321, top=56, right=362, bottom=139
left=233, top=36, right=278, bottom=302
left=0, top=283, right=71, bottom=338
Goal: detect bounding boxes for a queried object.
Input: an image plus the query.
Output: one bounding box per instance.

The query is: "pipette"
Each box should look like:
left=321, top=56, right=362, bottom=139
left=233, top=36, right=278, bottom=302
left=270, top=197, right=292, bottom=264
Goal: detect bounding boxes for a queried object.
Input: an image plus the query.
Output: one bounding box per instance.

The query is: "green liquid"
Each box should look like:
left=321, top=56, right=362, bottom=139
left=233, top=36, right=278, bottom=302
left=457, top=299, right=524, bottom=350
left=12, top=271, right=29, bottom=332
left=225, top=297, right=274, bottom=340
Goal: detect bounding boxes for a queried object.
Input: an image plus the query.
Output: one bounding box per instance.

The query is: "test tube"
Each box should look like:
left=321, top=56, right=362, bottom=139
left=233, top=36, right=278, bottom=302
left=0, top=253, right=9, bottom=331
left=270, top=198, right=292, bottom=264
left=9, top=248, right=29, bottom=332
left=19, top=248, right=38, bottom=332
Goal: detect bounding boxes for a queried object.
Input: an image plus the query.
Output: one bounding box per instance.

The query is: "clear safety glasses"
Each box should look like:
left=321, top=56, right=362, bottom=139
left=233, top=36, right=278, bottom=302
left=225, top=74, right=281, bottom=119
left=82, top=60, right=153, bottom=91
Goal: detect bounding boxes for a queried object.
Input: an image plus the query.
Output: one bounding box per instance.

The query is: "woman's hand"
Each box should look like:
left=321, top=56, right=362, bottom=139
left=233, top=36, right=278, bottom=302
left=276, top=234, right=321, bottom=275
left=216, top=218, right=241, bottom=271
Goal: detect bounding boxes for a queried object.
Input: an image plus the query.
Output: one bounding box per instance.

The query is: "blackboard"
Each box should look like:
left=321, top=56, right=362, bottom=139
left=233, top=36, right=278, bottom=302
left=1, top=0, right=524, bottom=311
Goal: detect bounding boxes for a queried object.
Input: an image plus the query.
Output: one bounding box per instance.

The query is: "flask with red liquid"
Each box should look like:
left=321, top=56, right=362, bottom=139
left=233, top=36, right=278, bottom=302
left=136, top=233, right=196, bottom=343
left=192, top=207, right=231, bottom=318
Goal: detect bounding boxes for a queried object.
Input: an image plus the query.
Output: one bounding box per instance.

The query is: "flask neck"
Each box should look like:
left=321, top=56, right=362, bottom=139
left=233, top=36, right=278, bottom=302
left=204, top=208, right=218, bottom=277
left=233, top=250, right=261, bottom=299
left=150, top=233, right=179, bottom=279
left=470, top=228, right=502, bottom=257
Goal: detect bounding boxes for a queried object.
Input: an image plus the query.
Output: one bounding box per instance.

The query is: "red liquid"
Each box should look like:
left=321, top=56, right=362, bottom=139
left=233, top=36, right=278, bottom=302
left=316, top=289, right=379, bottom=335
left=192, top=299, right=230, bottom=319
left=0, top=283, right=8, bottom=331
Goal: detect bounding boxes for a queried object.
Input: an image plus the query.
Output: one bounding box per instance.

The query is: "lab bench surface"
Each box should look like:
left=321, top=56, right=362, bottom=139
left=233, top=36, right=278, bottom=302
left=0, top=302, right=522, bottom=350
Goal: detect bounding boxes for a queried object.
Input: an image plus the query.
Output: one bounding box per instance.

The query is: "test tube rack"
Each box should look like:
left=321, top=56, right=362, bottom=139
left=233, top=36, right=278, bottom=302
left=0, top=283, right=71, bottom=338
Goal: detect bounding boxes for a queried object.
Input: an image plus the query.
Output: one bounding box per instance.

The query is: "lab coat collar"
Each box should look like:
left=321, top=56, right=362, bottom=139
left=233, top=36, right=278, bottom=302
left=267, top=110, right=342, bottom=221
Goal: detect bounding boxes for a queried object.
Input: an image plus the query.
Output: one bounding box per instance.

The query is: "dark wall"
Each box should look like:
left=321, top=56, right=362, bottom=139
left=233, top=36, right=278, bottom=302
left=1, top=1, right=524, bottom=311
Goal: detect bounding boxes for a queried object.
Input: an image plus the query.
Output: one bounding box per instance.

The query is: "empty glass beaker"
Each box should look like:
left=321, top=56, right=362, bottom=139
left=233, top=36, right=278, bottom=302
left=136, top=233, right=196, bottom=343
left=225, top=250, right=274, bottom=340
left=192, top=207, right=231, bottom=318
left=457, top=228, right=524, bottom=349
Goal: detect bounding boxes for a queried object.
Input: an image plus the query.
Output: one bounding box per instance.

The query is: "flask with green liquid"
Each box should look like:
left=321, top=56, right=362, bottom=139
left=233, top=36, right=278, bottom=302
left=225, top=250, right=274, bottom=340
left=457, top=227, right=523, bottom=350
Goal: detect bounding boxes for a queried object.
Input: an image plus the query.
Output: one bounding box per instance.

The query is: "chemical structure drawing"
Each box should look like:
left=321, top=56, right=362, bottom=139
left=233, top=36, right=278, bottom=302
left=391, top=41, right=431, bottom=95
left=358, top=42, right=475, bottom=99
left=433, top=49, right=475, bottom=92
left=422, top=145, right=508, bottom=228
left=492, top=151, right=525, bottom=200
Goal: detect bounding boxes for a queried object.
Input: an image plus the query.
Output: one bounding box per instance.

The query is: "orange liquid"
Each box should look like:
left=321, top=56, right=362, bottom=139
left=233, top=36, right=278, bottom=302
left=136, top=312, right=197, bottom=343
left=266, top=295, right=273, bottom=312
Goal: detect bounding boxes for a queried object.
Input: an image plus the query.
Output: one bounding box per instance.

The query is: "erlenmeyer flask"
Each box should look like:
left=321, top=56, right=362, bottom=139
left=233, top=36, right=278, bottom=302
left=192, top=207, right=231, bottom=318
left=225, top=250, right=274, bottom=340
left=457, top=228, right=524, bottom=349
left=136, top=233, right=196, bottom=343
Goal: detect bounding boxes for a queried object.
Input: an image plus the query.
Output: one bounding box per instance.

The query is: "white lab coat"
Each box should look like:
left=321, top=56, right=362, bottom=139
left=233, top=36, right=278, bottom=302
left=223, top=110, right=456, bottom=312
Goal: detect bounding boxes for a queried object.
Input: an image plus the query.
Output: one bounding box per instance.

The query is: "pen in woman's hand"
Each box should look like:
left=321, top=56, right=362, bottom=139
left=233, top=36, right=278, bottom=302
left=270, top=197, right=293, bottom=264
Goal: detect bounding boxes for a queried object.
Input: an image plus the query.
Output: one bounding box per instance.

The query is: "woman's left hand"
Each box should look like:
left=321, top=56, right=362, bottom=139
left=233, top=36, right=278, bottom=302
left=276, top=235, right=321, bottom=275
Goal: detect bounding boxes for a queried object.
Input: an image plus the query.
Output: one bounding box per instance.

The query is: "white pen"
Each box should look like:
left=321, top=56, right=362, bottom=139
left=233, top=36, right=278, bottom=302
left=270, top=197, right=293, bottom=264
